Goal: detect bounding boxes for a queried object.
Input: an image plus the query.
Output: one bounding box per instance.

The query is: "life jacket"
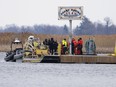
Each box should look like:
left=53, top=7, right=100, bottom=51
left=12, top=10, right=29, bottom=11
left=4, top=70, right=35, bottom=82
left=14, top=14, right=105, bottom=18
left=33, top=41, right=39, bottom=47
left=62, top=40, right=67, bottom=47
left=77, top=40, right=83, bottom=50
left=78, top=40, right=83, bottom=45
left=73, top=40, right=77, bottom=47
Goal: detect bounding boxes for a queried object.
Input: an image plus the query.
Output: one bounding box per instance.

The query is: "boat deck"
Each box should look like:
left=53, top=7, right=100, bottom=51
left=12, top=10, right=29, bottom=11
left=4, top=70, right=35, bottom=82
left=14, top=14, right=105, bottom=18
left=23, top=58, right=42, bottom=63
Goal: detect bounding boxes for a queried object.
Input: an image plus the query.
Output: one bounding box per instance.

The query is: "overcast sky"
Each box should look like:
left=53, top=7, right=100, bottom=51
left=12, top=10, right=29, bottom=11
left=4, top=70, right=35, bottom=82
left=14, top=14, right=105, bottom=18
left=0, top=0, right=116, bottom=28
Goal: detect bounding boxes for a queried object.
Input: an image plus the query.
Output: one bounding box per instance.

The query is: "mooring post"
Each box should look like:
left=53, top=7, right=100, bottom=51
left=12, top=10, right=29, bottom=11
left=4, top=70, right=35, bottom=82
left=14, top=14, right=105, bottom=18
left=69, top=20, right=72, bottom=55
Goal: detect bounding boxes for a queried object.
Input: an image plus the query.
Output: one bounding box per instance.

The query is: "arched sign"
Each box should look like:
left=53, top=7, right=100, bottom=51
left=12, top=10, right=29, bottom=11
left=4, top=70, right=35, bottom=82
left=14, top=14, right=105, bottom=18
left=58, top=6, right=83, bottom=20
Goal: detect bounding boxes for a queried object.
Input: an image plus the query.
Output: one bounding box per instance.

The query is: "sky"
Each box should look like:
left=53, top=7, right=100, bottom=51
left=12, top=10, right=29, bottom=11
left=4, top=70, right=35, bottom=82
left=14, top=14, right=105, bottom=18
left=0, top=0, right=116, bottom=28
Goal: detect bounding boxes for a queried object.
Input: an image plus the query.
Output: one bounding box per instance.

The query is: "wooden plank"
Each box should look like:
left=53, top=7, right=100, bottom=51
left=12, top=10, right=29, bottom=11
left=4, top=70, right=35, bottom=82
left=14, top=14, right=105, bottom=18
left=60, top=55, right=116, bottom=64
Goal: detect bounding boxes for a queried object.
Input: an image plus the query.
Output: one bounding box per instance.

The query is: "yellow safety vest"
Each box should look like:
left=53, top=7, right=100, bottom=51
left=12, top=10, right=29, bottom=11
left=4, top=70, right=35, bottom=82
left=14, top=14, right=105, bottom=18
left=62, top=40, right=67, bottom=47
left=33, top=41, right=39, bottom=47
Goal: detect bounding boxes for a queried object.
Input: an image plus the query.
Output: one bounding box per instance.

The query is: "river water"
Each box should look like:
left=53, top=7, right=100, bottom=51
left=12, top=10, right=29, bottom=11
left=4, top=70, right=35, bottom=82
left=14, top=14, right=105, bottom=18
left=0, top=52, right=116, bottom=87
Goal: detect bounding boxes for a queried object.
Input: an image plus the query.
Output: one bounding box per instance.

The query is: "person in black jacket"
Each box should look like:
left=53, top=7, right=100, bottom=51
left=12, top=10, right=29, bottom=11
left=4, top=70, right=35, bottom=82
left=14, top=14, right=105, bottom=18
left=43, top=38, right=48, bottom=45
left=49, top=38, right=55, bottom=55
left=54, top=40, right=58, bottom=54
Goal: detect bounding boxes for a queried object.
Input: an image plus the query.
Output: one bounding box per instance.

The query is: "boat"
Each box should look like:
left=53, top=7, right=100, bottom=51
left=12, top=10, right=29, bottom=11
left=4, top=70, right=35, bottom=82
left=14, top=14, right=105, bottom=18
left=22, top=36, right=54, bottom=63
left=4, top=38, right=23, bottom=62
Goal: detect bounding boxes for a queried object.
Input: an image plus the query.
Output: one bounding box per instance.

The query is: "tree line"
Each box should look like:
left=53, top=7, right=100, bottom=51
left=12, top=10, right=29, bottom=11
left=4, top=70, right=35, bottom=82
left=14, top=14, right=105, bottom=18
left=0, top=16, right=116, bottom=35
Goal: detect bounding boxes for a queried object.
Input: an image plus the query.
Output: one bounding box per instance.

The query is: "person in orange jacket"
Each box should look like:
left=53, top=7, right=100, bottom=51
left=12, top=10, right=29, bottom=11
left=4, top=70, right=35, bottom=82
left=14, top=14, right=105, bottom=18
left=77, top=38, right=83, bottom=55
left=72, top=38, right=77, bottom=55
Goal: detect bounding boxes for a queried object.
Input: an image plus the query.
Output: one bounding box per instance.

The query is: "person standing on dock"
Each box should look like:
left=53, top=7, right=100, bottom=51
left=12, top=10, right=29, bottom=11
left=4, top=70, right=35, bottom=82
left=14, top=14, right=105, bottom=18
left=85, top=38, right=96, bottom=55
left=77, top=38, right=83, bottom=55
left=62, top=38, right=68, bottom=54
left=72, top=38, right=77, bottom=55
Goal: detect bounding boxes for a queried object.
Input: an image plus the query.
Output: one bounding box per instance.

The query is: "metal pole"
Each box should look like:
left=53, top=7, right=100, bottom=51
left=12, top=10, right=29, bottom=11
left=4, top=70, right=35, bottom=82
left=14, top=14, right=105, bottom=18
left=69, top=20, right=72, bottom=55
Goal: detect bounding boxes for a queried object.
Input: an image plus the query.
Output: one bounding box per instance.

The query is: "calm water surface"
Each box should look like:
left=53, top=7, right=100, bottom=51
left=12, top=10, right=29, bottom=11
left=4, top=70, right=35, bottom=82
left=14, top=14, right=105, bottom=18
left=0, top=52, right=116, bottom=87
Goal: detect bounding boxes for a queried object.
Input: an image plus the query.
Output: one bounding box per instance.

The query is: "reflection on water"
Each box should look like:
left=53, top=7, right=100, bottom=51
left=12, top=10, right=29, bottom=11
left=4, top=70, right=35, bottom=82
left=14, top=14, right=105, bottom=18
left=0, top=52, right=6, bottom=62
left=0, top=52, right=116, bottom=87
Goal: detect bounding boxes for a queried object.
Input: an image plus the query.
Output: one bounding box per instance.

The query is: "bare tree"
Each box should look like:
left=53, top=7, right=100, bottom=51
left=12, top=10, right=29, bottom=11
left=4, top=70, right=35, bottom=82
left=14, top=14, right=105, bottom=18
left=104, top=17, right=112, bottom=34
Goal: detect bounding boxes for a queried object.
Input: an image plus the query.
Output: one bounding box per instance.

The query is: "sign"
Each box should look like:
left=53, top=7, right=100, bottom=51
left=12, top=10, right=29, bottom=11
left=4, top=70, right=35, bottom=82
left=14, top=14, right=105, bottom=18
left=58, top=6, right=83, bottom=20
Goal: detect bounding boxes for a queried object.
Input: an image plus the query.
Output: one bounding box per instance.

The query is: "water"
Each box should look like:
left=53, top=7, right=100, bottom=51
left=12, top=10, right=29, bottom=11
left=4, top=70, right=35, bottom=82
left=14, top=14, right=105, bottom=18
left=0, top=52, right=116, bottom=87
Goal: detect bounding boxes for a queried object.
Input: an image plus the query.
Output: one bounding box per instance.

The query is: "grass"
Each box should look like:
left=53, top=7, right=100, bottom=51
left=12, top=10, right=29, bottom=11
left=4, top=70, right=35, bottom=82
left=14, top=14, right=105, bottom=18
left=0, top=32, right=116, bottom=53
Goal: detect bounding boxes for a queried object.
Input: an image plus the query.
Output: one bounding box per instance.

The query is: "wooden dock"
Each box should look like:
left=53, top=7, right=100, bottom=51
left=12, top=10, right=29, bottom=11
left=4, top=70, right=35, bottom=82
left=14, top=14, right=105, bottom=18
left=60, top=55, right=116, bottom=64
left=22, top=54, right=116, bottom=64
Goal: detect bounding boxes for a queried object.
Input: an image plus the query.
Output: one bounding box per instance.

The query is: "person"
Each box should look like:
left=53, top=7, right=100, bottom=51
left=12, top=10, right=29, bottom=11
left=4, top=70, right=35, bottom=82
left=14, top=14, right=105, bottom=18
left=85, top=38, right=96, bottom=55
left=77, top=38, right=83, bottom=55
left=48, top=39, right=51, bottom=54
left=54, top=40, right=58, bottom=54
left=72, top=38, right=77, bottom=55
left=62, top=38, right=68, bottom=54
left=49, top=38, right=55, bottom=55
left=43, top=38, right=48, bottom=45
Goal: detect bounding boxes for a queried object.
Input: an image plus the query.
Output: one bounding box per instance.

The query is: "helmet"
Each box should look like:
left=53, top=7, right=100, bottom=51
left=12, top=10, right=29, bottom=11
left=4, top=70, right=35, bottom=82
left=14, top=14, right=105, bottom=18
left=28, top=36, right=34, bottom=42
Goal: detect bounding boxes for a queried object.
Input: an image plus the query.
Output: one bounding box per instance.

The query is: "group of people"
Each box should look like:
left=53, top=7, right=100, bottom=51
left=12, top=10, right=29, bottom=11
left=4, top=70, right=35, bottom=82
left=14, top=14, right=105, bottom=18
left=61, top=37, right=96, bottom=55
left=27, top=36, right=58, bottom=55
left=72, top=38, right=83, bottom=55
left=42, top=37, right=83, bottom=55
left=61, top=38, right=83, bottom=55
left=28, top=35, right=96, bottom=55
left=43, top=38, right=58, bottom=55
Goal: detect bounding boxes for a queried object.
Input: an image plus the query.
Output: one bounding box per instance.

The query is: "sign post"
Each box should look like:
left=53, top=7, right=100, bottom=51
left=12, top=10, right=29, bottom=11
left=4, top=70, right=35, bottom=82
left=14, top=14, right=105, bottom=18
left=58, top=6, right=83, bottom=55
left=69, top=20, right=72, bottom=54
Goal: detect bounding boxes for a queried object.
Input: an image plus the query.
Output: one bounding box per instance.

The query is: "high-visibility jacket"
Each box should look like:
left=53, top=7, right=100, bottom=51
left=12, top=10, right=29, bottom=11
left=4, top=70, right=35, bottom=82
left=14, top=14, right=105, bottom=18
left=33, top=41, right=39, bottom=47
left=62, top=40, right=67, bottom=47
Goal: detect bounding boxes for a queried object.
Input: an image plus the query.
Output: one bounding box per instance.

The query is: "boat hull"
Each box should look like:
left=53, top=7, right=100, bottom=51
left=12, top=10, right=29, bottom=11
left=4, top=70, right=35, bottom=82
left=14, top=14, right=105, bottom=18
left=4, top=52, right=15, bottom=62
left=4, top=52, right=23, bottom=62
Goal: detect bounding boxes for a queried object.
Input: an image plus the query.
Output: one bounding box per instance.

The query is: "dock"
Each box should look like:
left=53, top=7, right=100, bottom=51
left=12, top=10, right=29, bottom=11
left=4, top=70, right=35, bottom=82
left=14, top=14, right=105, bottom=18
left=23, top=54, right=116, bottom=64
left=60, top=55, right=116, bottom=64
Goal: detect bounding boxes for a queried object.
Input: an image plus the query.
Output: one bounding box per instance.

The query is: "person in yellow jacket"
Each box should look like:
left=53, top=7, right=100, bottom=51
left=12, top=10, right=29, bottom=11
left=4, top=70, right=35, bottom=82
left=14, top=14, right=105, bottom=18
left=62, top=38, right=68, bottom=54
